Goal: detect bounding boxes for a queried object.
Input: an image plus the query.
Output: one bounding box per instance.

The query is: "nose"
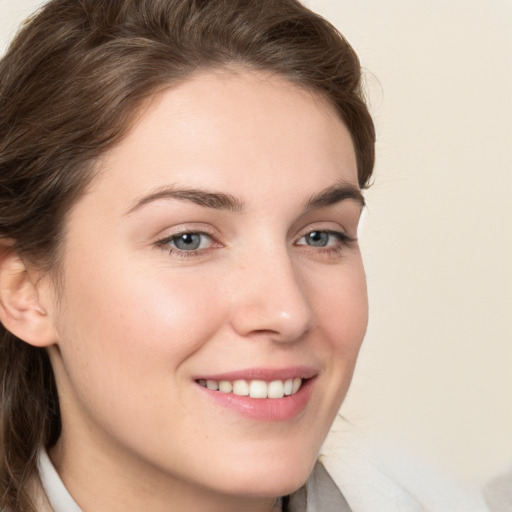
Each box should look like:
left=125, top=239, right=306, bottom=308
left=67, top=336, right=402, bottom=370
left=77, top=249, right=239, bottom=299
left=228, top=248, right=315, bottom=343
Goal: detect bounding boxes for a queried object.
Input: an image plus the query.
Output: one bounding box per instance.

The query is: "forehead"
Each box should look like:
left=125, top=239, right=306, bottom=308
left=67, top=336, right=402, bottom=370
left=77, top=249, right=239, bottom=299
left=85, top=69, right=358, bottom=208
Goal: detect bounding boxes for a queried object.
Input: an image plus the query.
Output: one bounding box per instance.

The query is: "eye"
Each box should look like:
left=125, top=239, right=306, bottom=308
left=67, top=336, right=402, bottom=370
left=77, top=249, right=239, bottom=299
left=297, top=230, right=344, bottom=248
left=158, top=232, right=213, bottom=252
left=302, top=231, right=330, bottom=247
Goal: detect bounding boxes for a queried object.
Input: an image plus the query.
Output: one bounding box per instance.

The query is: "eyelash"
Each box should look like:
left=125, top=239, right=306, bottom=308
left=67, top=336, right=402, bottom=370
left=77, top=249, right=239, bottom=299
left=296, top=230, right=356, bottom=256
left=155, top=229, right=356, bottom=259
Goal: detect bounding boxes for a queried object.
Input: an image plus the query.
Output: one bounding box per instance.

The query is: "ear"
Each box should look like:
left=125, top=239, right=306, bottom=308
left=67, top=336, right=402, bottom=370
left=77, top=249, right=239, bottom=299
left=0, top=244, right=58, bottom=347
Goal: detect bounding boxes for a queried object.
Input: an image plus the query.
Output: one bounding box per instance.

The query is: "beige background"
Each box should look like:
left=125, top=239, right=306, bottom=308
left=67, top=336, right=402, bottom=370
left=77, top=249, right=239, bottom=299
left=2, top=0, right=511, bottom=492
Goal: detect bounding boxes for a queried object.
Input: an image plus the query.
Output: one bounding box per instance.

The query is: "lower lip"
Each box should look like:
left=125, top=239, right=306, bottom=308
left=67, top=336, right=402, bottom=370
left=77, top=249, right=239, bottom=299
left=196, top=378, right=315, bottom=422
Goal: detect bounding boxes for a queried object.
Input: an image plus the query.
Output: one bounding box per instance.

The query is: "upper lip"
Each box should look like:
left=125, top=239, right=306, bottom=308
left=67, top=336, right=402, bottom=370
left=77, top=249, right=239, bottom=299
left=194, top=366, right=318, bottom=382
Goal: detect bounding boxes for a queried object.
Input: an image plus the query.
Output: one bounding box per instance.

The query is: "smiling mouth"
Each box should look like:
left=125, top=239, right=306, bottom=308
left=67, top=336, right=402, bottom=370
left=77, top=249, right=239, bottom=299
left=196, top=378, right=304, bottom=399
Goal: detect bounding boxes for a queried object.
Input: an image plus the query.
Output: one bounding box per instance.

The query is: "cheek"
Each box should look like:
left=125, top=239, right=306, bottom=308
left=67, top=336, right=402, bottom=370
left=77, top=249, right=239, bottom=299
left=313, top=260, right=368, bottom=359
left=55, top=257, right=226, bottom=396
left=52, top=261, right=229, bottom=455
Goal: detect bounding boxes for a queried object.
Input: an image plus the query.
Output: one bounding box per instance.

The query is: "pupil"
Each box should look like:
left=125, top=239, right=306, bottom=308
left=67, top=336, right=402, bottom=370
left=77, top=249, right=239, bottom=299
left=175, top=233, right=201, bottom=250
left=307, top=231, right=328, bottom=247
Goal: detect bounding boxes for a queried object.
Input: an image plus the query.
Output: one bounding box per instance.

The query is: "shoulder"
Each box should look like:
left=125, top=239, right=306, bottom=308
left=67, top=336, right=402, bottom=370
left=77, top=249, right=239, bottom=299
left=288, top=462, right=352, bottom=512
left=321, top=432, right=489, bottom=512
left=0, top=474, right=53, bottom=512
left=26, top=474, right=53, bottom=512
left=483, top=466, right=512, bottom=512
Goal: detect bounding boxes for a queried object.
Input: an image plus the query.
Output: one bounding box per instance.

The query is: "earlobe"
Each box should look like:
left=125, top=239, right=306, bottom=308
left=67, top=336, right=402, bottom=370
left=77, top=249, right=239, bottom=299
left=0, top=245, right=58, bottom=347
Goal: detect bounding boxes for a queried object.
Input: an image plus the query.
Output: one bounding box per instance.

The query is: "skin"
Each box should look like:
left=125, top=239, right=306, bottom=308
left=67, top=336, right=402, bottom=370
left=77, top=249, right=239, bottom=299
left=39, top=70, right=368, bottom=512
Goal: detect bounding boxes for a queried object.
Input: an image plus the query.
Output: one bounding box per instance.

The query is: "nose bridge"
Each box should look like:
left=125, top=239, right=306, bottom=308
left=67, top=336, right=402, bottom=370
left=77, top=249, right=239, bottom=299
left=229, top=242, right=315, bottom=342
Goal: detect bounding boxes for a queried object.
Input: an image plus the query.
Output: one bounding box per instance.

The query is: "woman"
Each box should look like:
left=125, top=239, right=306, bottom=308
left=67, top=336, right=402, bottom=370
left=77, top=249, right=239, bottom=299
left=0, top=1, right=375, bottom=511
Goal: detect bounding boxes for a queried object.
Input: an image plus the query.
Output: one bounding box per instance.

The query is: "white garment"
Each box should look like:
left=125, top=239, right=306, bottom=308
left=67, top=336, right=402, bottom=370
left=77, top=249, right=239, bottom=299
left=322, top=429, right=490, bottom=512
left=37, top=450, right=81, bottom=512
left=483, top=466, right=512, bottom=512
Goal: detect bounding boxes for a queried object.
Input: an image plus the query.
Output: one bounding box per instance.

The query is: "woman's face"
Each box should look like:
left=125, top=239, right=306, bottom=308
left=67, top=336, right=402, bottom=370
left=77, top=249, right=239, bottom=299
left=46, top=70, right=368, bottom=506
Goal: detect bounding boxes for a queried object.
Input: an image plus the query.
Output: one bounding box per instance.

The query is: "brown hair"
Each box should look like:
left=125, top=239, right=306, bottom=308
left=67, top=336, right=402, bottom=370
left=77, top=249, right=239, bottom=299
left=0, top=0, right=375, bottom=509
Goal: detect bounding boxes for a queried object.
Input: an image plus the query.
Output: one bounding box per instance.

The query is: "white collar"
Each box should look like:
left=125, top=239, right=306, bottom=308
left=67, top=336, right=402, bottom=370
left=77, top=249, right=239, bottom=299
left=37, top=449, right=82, bottom=512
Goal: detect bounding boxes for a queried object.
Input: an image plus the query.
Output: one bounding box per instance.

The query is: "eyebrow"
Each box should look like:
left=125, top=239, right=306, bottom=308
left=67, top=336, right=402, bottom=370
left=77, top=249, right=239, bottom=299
left=125, top=181, right=364, bottom=216
left=125, top=186, right=246, bottom=215
left=304, top=182, right=365, bottom=211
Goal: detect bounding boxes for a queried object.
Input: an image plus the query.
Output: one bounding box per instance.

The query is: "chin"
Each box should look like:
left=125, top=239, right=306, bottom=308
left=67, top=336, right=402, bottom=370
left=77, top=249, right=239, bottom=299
left=209, top=448, right=317, bottom=499
left=255, top=469, right=313, bottom=498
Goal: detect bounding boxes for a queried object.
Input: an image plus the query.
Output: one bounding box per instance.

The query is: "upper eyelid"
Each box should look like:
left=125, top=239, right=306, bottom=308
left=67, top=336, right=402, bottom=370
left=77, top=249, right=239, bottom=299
left=159, top=231, right=211, bottom=241
left=298, top=229, right=346, bottom=238
left=155, top=224, right=220, bottom=242
left=295, top=230, right=354, bottom=245
left=153, top=219, right=355, bottom=243
left=156, top=231, right=217, bottom=250
left=294, top=223, right=352, bottom=240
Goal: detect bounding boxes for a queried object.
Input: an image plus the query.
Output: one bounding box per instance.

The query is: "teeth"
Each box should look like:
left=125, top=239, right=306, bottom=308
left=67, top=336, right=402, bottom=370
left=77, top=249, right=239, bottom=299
left=233, top=379, right=249, bottom=396
left=249, top=380, right=267, bottom=398
left=198, top=378, right=304, bottom=398
left=218, top=381, right=233, bottom=393
left=283, top=378, right=294, bottom=396
left=206, top=380, right=219, bottom=391
left=268, top=380, right=284, bottom=399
